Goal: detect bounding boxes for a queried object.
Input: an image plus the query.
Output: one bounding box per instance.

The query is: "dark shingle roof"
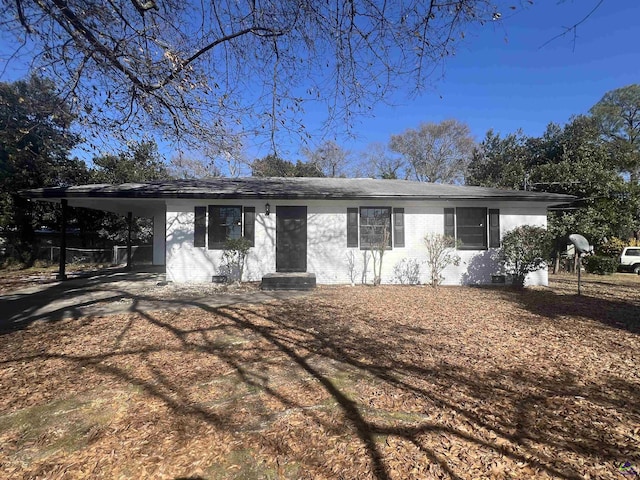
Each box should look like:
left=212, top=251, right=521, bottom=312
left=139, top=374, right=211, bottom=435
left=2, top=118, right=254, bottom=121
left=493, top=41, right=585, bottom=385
left=23, top=177, right=575, bottom=203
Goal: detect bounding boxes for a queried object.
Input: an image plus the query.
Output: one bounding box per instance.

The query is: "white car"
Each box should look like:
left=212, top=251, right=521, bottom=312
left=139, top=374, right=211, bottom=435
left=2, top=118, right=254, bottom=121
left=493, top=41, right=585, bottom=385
left=619, top=247, right=640, bottom=274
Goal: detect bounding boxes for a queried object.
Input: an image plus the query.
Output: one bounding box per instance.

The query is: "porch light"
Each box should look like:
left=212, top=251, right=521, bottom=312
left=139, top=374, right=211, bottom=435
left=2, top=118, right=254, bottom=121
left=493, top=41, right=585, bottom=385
left=265, top=203, right=271, bottom=216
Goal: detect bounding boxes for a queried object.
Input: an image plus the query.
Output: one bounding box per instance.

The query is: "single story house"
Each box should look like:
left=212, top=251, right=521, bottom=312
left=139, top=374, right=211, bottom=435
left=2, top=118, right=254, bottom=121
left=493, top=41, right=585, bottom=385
left=24, top=177, right=574, bottom=286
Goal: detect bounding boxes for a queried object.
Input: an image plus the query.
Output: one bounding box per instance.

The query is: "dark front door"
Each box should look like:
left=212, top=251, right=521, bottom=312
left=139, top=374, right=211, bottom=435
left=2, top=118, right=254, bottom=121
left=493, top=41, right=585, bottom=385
left=276, top=206, right=307, bottom=272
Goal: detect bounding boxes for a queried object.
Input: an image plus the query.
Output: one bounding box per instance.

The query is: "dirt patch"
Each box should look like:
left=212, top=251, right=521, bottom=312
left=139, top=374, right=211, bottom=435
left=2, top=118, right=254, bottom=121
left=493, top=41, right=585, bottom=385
left=151, top=280, right=261, bottom=298
left=1, top=274, right=639, bottom=479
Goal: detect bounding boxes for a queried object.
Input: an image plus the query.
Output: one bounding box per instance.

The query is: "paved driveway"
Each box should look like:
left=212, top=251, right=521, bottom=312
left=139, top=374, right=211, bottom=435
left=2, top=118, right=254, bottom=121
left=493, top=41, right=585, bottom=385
left=0, top=267, right=309, bottom=333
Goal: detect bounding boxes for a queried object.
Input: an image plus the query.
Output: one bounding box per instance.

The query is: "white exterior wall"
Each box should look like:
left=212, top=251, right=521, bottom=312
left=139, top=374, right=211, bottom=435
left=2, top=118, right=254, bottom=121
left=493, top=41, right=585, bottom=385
left=165, top=199, right=549, bottom=286
left=152, top=212, right=166, bottom=265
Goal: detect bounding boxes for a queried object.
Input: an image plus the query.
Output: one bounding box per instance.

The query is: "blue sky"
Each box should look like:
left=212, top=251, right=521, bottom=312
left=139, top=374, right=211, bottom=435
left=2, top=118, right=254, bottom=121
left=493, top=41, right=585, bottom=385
left=305, top=0, right=640, bottom=160
left=1, top=1, right=638, bottom=168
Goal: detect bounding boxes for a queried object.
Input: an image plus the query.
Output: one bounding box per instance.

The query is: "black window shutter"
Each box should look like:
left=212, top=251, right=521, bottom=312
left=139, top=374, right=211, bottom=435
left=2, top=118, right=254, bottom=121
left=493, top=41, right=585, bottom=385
left=208, top=205, right=223, bottom=249
left=393, top=208, right=405, bottom=247
left=194, top=206, right=206, bottom=247
left=243, top=207, right=255, bottom=247
left=489, top=209, right=500, bottom=248
left=347, top=208, right=358, bottom=247
left=444, top=208, right=455, bottom=238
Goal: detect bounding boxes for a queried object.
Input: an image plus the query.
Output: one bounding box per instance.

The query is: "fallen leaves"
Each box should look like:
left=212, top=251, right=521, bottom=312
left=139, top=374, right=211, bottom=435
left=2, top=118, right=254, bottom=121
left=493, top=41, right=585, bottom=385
left=0, top=273, right=639, bottom=479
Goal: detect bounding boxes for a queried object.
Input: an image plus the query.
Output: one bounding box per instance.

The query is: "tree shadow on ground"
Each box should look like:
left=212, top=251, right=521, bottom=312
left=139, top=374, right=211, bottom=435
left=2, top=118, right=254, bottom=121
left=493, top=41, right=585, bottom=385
left=0, top=267, right=292, bottom=334
left=0, top=267, right=160, bottom=332
left=2, top=285, right=639, bottom=479
left=486, top=277, right=640, bottom=334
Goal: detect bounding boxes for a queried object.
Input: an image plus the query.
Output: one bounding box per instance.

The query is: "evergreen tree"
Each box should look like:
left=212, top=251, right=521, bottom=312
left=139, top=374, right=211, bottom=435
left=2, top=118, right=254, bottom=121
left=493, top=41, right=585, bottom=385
left=0, top=76, right=84, bottom=263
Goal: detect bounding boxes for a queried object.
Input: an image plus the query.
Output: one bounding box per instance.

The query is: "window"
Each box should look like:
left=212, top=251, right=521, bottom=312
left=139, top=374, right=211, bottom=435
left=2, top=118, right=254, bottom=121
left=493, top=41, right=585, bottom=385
left=194, top=205, right=256, bottom=249
left=206, top=205, right=241, bottom=249
left=444, top=207, right=500, bottom=250
left=457, top=208, right=487, bottom=249
left=360, top=207, right=392, bottom=249
left=347, top=207, right=404, bottom=249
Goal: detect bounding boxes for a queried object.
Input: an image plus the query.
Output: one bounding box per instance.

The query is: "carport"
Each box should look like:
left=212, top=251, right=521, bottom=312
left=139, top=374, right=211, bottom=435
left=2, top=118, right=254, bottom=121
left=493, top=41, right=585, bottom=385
left=22, top=184, right=167, bottom=280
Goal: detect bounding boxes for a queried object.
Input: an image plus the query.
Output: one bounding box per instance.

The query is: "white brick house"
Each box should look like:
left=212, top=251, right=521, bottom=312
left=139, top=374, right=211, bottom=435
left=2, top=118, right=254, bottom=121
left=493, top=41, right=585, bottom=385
left=26, top=177, right=573, bottom=286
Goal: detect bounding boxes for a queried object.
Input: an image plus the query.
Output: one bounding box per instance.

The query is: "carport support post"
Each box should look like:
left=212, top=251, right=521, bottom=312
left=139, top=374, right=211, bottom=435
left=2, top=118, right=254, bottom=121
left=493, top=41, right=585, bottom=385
left=56, top=199, right=68, bottom=281
left=125, top=211, right=133, bottom=271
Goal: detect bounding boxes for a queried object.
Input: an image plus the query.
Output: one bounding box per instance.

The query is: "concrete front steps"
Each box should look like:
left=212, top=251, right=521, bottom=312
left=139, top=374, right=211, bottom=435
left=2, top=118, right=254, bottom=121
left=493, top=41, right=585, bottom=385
left=261, top=272, right=316, bottom=291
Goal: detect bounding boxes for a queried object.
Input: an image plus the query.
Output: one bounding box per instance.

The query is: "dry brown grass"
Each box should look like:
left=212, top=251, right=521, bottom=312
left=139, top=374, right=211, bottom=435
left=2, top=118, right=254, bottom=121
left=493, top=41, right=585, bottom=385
left=1, top=273, right=639, bottom=479
left=0, top=264, right=115, bottom=294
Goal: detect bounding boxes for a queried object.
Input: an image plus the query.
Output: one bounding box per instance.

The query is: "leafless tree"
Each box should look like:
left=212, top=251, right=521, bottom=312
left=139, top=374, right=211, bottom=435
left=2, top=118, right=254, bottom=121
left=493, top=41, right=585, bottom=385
left=371, top=222, right=390, bottom=286
left=361, top=250, right=370, bottom=285
left=345, top=250, right=358, bottom=286
left=360, top=142, right=408, bottom=179
left=423, top=233, right=460, bottom=287
left=168, top=153, right=222, bottom=179
left=1, top=0, right=509, bottom=151
left=303, top=140, right=351, bottom=177
left=389, top=119, right=476, bottom=183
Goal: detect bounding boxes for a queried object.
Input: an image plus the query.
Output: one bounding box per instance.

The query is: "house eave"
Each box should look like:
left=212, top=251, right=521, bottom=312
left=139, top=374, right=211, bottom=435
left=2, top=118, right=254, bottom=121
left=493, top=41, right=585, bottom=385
left=21, top=178, right=577, bottom=205
left=23, top=189, right=574, bottom=203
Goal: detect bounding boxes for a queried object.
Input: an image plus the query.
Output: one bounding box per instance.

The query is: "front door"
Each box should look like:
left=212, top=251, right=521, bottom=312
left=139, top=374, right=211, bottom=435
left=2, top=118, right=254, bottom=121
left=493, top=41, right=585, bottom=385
left=276, top=206, right=307, bottom=272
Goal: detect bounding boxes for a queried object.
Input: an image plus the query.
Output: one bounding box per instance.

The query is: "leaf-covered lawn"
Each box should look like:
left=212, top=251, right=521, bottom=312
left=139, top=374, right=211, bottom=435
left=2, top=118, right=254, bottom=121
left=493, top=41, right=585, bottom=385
left=0, top=264, right=114, bottom=294
left=1, top=274, right=639, bottom=479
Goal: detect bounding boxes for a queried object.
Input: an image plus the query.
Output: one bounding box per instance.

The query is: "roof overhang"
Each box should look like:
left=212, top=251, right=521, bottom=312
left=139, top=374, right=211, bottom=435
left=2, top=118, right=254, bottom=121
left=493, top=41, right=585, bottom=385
left=22, top=177, right=577, bottom=211
left=27, top=196, right=166, bottom=217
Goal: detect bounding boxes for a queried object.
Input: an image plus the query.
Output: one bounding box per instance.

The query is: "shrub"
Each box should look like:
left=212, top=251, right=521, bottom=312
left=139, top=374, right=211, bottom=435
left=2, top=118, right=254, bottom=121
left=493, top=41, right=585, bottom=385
left=583, top=255, right=618, bottom=275
left=392, top=258, right=422, bottom=285
left=423, top=233, right=460, bottom=287
left=221, top=237, right=252, bottom=283
left=345, top=251, right=358, bottom=285
left=598, top=237, right=627, bottom=257
left=370, top=225, right=390, bottom=286
left=500, top=226, right=549, bottom=287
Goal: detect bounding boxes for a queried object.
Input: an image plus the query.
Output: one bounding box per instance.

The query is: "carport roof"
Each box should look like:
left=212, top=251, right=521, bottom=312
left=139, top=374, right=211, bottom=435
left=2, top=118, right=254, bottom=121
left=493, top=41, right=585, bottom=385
left=23, top=177, right=575, bottom=204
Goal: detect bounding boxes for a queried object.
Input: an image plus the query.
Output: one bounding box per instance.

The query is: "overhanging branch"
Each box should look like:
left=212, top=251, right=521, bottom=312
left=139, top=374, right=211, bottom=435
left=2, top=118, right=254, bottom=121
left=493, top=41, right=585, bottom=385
left=539, top=0, right=604, bottom=50
left=46, top=0, right=285, bottom=93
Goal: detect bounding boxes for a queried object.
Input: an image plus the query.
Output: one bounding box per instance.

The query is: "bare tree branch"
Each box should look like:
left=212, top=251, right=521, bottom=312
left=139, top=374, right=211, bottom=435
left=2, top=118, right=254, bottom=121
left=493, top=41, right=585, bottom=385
left=15, top=0, right=33, bottom=33
left=539, top=0, right=604, bottom=51
left=2, top=0, right=504, bottom=151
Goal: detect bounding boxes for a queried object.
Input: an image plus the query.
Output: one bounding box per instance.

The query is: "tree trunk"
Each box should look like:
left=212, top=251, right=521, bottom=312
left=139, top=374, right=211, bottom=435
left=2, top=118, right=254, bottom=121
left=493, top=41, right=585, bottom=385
left=512, top=274, right=526, bottom=288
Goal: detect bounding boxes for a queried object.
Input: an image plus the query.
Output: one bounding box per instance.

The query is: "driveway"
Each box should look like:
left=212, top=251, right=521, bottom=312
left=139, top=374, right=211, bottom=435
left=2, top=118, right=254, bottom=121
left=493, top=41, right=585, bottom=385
left=0, top=266, right=309, bottom=333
